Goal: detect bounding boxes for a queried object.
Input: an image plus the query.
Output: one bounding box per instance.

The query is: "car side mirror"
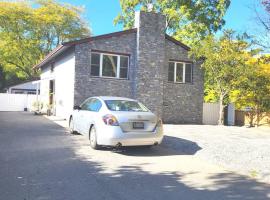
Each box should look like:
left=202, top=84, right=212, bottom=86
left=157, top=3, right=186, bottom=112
left=73, top=105, right=81, bottom=110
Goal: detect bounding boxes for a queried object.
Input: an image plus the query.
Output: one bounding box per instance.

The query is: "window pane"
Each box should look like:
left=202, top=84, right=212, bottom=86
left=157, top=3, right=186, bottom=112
left=120, top=68, right=128, bottom=78
left=120, top=56, right=128, bottom=68
left=185, top=63, right=192, bottom=83
left=91, top=65, right=100, bottom=76
left=168, top=62, right=174, bottom=81
left=120, top=56, right=128, bottom=78
left=91, top=53, right=100, bottom=65
left=102, top=55, right=117, bottom=77
left=176, top=63, right=183, bottom=82
left=91, top=53, right=100, bottom=76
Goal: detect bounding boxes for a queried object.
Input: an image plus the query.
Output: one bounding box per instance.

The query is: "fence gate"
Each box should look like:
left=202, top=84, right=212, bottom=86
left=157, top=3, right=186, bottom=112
left=203, top=103, right=220, bottom=125
left=0, top=93, right=38, bottom=111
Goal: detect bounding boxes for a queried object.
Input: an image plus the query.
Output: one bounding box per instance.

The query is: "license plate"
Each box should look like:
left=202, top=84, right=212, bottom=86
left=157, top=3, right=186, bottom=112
left=133, top=122, right=144, bottom=129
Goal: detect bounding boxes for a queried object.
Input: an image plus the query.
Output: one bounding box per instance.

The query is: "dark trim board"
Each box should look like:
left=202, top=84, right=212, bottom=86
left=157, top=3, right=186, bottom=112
left=11, top=88, right=39, bottom=92
left=165, top=35, right=190, bottom=51
left=91, top=49, right=131, bottom=56
left=169, top=59, right=193, bottom=63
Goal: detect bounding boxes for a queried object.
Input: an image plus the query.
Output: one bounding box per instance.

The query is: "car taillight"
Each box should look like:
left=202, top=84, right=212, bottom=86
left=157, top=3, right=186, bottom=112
left=102, top=114, right=119, bottom=126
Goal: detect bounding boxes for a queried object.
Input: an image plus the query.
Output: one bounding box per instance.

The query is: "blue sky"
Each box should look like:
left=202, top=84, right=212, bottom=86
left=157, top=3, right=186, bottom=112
left=65, top=0, right=264, bottom=36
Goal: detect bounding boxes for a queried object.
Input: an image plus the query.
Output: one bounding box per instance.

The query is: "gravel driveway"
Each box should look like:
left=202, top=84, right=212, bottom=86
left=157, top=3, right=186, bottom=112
left=165, top=125, right=270, bottom=183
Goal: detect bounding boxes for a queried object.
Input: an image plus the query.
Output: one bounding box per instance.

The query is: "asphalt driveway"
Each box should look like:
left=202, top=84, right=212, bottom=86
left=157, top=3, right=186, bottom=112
left=0, top=112, right=270, bottom=200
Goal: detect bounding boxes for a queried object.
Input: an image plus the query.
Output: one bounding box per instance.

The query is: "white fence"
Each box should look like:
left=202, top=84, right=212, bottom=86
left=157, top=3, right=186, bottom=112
left=0, top=93, right=39, bottom=111
left=203, top=103, right=220, bottom=125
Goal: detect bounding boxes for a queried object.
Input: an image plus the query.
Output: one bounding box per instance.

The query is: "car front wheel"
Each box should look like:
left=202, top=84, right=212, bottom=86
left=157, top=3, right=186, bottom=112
left=89, top=126, right=99, bottom=150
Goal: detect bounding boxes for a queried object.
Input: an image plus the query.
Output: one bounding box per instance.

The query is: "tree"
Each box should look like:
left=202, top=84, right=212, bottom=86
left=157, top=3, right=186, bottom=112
left=0, top=0, right=90, bottom=81
left=191, top=30, right=256, bottom=125
left=115, top=0, right=231, bottom=46
left=232, top=56, right=270, bottom=126
left=252, top=0, right=270, bottom=50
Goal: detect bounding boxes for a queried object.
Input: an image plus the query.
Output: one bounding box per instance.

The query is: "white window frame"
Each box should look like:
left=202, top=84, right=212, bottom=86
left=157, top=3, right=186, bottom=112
left=169, top=61, right=192, bottom=83
left=91, top=52, right=129, bottom=79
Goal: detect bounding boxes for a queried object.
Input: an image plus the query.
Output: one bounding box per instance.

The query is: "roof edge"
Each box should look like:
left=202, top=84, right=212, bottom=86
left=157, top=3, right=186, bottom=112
left=5, top=77, right=40, bottom=89
left=63, top=28, right=137, bottom=46
left=165, top=34, right=190, bottom=51
left=34, top=29, right=138, bottom=69
left=34, top=29, right=191, bottom=69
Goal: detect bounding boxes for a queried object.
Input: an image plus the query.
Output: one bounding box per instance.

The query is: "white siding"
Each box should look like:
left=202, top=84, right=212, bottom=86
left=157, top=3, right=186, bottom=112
left=40, top=52, right=75, bottom=119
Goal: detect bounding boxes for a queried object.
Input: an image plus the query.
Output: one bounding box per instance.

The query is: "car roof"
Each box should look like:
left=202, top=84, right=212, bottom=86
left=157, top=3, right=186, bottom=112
left=95, top=96, right=137, bottom=101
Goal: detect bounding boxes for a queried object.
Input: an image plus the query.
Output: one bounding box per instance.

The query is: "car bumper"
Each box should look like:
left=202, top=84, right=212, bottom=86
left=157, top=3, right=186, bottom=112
left=97, top=125, right=163, bottom=146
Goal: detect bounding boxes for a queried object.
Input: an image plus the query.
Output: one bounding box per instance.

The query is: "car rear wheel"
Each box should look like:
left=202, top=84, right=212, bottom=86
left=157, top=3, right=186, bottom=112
left=69, top=117, right=76, bottom=134
left=89, top=126, right=99, bottom=150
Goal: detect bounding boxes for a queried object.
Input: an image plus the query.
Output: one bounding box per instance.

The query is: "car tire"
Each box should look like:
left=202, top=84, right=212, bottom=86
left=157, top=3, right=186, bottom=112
left=89, top=126, right=99, bottom=150
left=69, top=117, right=77, bottom=134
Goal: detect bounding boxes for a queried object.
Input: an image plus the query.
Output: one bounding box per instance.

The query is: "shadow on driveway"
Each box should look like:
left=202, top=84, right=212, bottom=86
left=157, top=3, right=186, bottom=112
left=113, top=135, right=202, bottom=157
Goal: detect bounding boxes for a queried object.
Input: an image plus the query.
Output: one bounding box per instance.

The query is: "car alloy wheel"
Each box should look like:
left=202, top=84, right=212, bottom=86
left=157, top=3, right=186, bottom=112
left=89, top=126, right=99, bottom=149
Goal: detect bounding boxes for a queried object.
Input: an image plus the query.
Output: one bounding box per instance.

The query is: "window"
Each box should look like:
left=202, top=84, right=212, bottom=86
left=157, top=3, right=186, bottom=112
left=102, top=54, right=117, bottom=77
left=105, top=100, right=149, bottom=112
left=168, top=62, right=174, bottom=82
left=168, top=61, right=193, bottom=83
left=185, top=63, right=192, bottom=83
left=90, top=52, right=129, bottom=79
left=176, top=63, right=183, bottom=82
left=81, top=98, right=102, bottom=112
left=90, top=53, right=100, bottom=76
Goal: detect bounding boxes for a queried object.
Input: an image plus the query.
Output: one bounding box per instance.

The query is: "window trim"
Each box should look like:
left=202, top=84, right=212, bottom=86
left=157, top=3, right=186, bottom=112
left=90, top=51, right=129, bottom=80
left=169, top=61, right=193, bottom=84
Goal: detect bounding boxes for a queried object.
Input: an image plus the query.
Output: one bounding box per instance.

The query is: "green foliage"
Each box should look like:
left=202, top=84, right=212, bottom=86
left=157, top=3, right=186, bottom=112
left=115, top=0, right=231, bottom=46
left=232, top=56, right=270, bottom=126
left=191, top=30, right=256, bottom=124
left=0, top=0, right=90, bottom=82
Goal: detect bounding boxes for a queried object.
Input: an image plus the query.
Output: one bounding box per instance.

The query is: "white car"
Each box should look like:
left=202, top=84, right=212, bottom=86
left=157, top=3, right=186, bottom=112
left=69, top=96, right=163, bottom=149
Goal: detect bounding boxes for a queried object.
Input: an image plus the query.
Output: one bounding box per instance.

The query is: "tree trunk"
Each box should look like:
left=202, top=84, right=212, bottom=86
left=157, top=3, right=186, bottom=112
left=218, top=95, right=224, bottom=125
left=256, top=107, right=261, bottom=127
left=248, top=111, right=255, bottom=127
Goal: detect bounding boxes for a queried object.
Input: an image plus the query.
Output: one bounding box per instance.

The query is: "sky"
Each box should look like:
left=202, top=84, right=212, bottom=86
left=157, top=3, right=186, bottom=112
left=64, top=0, right=265, bottom=36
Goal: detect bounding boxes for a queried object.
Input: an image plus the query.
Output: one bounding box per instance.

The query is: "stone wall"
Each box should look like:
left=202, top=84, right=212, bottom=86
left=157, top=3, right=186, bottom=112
left=74, top=32, right=137, bottom=105
left=134, top=11, right=166, bottom=118
left=163, top=39, right=204, bottom=124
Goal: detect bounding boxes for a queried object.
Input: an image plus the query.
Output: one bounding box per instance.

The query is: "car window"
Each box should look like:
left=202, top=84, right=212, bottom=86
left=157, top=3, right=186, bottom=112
left=80, top=99, right=92, bottom=110
left=90, top=99, right=102, bottom=112
left=81, top=98, right=102, bottom=112
left=105, top=100, right=148, bottom=112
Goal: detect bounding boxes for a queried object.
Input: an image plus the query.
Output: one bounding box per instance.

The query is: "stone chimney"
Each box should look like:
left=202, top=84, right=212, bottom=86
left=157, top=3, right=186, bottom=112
left=134, top=11, right=166, bottom=118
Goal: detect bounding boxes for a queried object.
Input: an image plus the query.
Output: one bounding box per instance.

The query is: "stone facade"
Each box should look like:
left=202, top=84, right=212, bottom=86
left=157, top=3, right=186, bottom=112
left=73, top=11, right=203, bottom=124
left=74, top=32, right=136, bottom=105
left=163, top=40, right=204, bottom=123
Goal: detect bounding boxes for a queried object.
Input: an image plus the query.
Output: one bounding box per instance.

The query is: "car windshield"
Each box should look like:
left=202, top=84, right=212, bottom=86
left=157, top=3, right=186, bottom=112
left=105, top=100, right=149, bottom=112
